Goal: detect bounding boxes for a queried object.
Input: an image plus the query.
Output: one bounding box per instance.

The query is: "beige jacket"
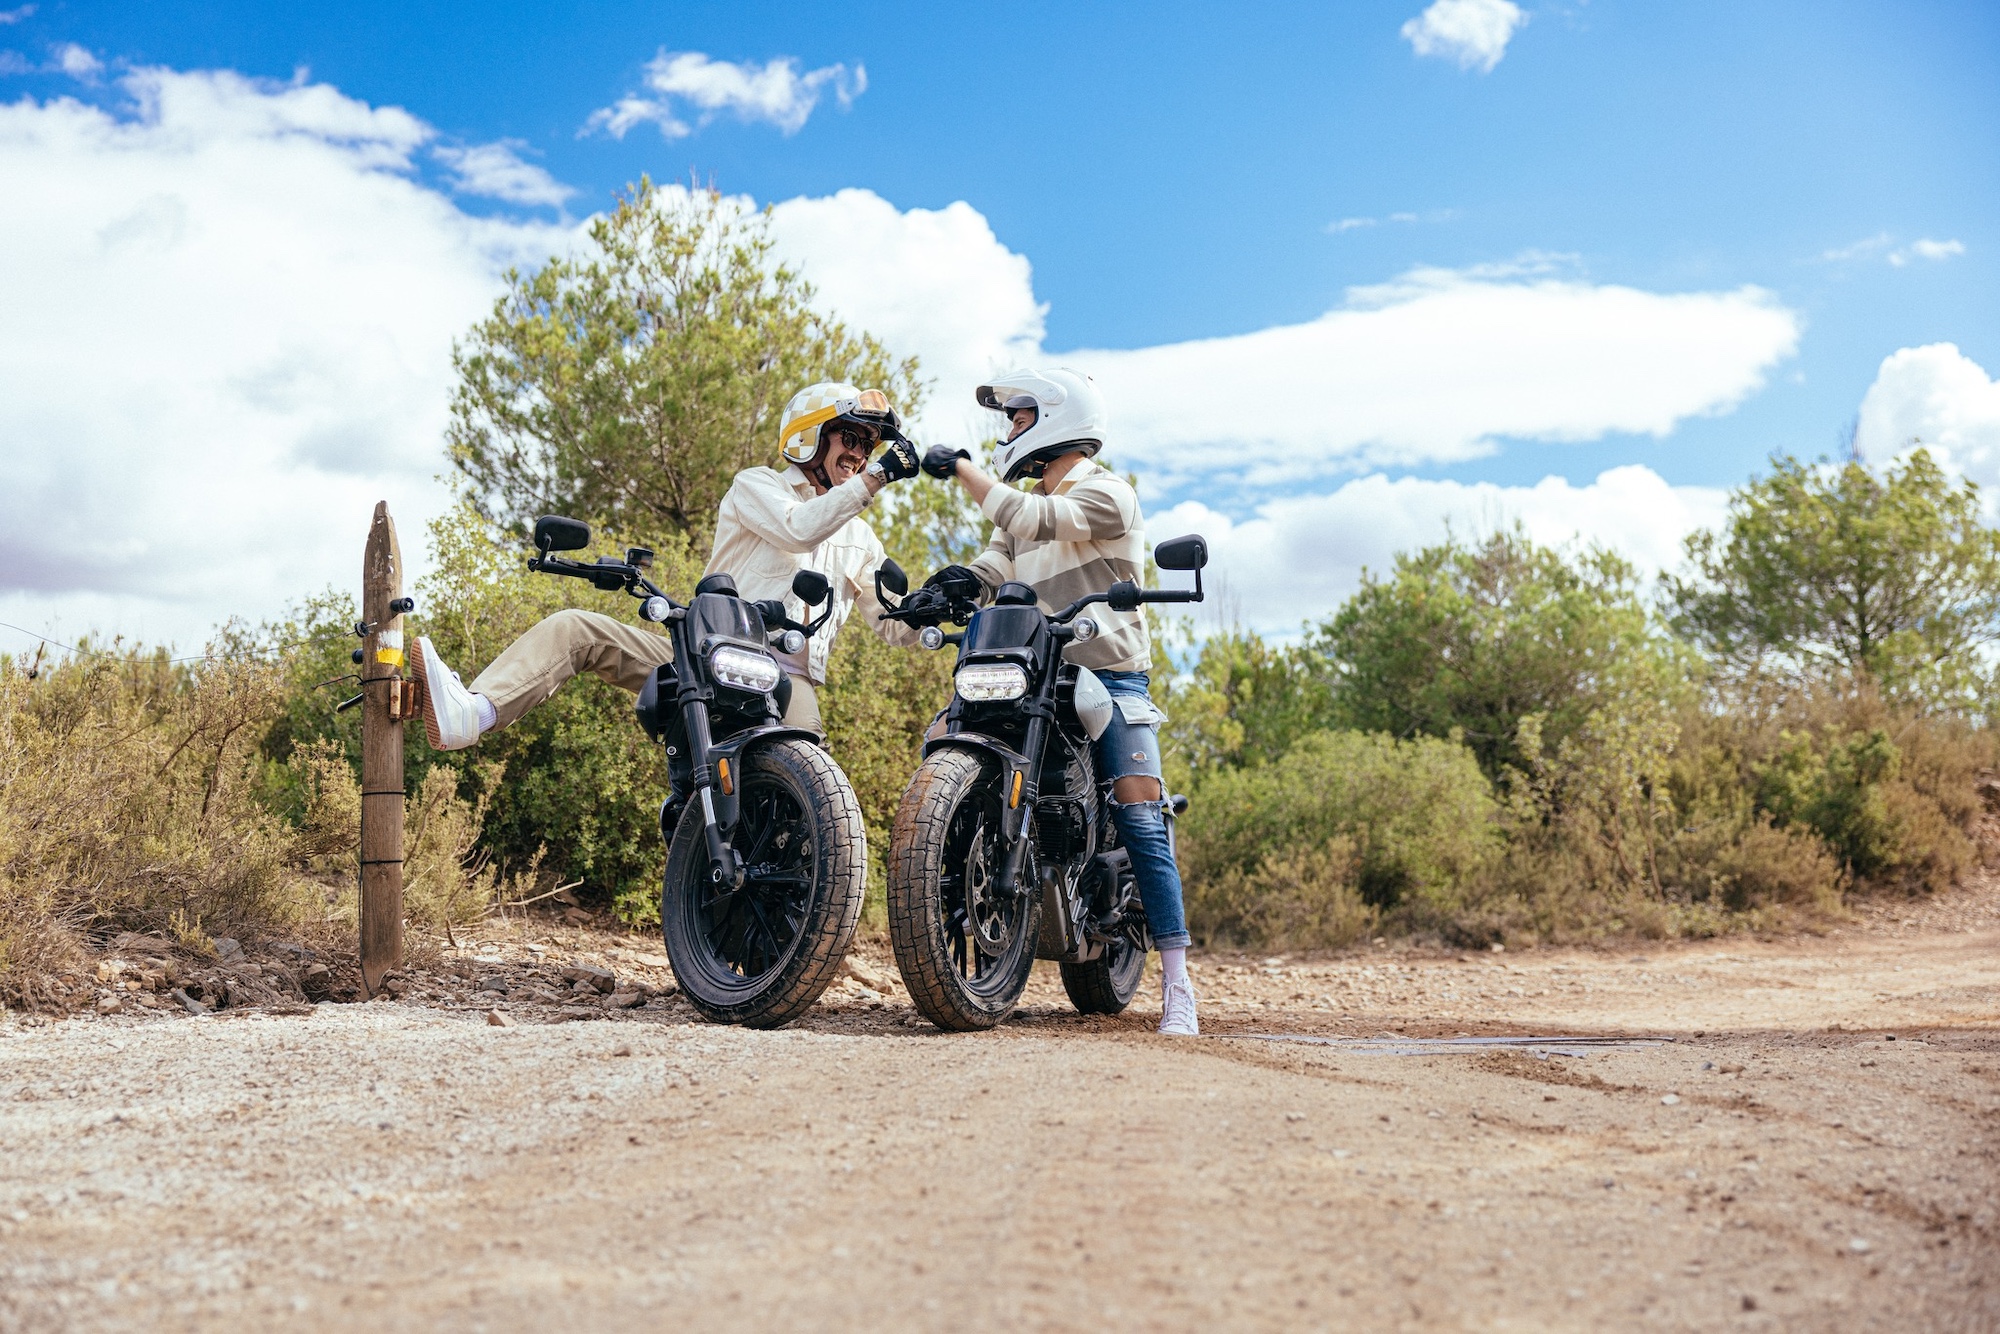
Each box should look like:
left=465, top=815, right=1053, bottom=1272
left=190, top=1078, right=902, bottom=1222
left=704, top=465, right=918, bottom=684
left=967, top=458, right=1151, bottom=674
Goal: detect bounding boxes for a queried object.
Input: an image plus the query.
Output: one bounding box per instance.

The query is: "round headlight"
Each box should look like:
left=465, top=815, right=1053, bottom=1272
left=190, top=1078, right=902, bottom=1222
left=710, top=645, right=782, bottom=694
left=955, top=662, right=1029, bottom=702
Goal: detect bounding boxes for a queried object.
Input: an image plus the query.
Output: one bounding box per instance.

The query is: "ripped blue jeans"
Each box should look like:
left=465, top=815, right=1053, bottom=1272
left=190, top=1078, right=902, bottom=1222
left=1093, top=670, right=1191, bottom=951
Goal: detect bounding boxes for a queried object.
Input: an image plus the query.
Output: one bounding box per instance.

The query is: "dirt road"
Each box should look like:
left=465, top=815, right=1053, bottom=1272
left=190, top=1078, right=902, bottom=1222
left=4, top=903, right=1998, bottom=1331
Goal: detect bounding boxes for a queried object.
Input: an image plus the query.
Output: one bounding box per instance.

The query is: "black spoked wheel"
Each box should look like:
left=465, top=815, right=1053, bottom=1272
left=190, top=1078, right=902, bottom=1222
left=662, top=740, right=866, bottom=1028
left=1060, top=925, right=1148, bottom=1015
left=887, top=748, right=1041, bottom=1031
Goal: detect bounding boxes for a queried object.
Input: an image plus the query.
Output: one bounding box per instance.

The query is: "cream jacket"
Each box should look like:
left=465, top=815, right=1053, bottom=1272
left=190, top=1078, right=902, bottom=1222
left=703, top=465, right=918, bottom=684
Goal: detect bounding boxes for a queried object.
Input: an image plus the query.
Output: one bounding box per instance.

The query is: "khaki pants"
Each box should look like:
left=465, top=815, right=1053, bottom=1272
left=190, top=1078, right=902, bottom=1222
left=469, top=609, right=821, bottom=734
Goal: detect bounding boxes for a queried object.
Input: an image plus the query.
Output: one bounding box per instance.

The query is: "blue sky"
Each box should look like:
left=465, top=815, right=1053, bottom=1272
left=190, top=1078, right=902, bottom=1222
left=3, top=0, right=1998, bottom=643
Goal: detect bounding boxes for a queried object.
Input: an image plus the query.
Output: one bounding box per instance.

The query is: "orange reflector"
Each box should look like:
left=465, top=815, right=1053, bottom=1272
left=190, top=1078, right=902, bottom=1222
left=718, top=758, right=733, bottom=795
left=1009, top=770, right=1022, bottom=808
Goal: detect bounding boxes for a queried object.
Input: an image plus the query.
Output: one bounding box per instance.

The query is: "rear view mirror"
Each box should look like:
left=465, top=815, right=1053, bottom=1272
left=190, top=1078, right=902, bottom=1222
left=534, top=515, right=590, bottom=553
left=1154, top=534, right=1208, bottom=571
left=624, top=546, right=655, bottom=570
left=792, top=569, right=831, bottom=607
left=876, top=559, right=909, bottom=599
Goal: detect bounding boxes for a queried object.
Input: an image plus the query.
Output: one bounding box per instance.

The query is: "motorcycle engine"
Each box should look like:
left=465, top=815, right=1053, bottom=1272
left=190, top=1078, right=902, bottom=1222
left=1034, top=741, right=1098, bottom=866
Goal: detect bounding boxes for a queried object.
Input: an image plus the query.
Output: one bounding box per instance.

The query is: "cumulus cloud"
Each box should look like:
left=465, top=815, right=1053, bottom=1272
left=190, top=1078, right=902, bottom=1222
left=1071, top=263, right=1800, bottom=488
left=1856, top=344, right=2000, bottom=504
left=1149, top=466, right=1727, bottom=634
left=585, top=50, right=864, bottom=140
left=763, top=188, right=1045, bottom=429
left=0, top=5, right=36, bottom=24
left=0, top=58, right=1806, bottom=654
left=1400, top=0, right=1525, bottom=73
left=0, top=66, right=573, bottom=650
left=433, top=139, right=573, bottom=207
left=50, top=41, right=99, bottom=78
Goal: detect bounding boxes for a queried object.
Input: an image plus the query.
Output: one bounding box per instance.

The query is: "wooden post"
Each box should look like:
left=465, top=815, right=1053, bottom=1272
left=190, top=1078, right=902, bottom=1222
left=359, top=501, right=406, bottom=996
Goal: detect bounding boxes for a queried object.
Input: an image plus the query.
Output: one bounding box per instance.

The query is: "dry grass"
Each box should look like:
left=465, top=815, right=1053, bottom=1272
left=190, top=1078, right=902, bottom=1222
left=0, top=652, right=494, bottom=1010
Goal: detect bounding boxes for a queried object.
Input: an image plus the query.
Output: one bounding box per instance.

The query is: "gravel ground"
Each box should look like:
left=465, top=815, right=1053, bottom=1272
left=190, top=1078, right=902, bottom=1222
left=4, top=890, right=1998, bottom=1332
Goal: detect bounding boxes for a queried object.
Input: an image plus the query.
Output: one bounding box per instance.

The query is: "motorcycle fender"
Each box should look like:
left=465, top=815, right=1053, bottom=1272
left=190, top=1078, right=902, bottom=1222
left=702, top=725, right=822, bottom=833
left=921, top=735, right=1035, bottom=844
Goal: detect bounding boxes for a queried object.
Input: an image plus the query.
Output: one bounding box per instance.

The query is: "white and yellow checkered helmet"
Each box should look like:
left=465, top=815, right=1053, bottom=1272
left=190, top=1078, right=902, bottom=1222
left=778, top=381, right=906, bottom=465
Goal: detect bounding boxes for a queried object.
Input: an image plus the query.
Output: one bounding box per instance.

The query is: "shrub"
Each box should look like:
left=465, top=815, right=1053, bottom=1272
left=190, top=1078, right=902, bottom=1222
left=1179, top=729, right=1499, bottom=944
left=1185, top=836, right=1377, bottom=951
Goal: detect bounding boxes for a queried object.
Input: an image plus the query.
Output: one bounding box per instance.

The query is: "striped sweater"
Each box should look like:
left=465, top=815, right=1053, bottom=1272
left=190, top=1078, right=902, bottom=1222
left=967, top=457, right=1151, bottom=673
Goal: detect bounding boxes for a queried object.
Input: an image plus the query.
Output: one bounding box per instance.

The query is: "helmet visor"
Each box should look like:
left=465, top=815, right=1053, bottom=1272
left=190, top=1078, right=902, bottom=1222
left=833, top=389, right=904, bottom=444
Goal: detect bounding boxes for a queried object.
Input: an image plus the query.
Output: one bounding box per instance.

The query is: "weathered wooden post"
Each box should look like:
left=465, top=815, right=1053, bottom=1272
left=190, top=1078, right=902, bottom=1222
left=359, top=502, right=407, bottom=995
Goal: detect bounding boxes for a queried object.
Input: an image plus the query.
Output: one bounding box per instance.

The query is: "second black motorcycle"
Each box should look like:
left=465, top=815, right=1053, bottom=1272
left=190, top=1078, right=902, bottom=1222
left=876, top=535, right=1208, bottom=1030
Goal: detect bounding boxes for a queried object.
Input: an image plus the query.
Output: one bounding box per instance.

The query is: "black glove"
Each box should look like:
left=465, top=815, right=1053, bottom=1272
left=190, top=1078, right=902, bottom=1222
left=750, top=599, right=790, bottom=630
left=874, top=438, right=921, bottom=483
left=899, top=587, right=950, bottom=622
left=924, top=565, right=983, bottom=603
left=922, top=444, right=971, bottom=479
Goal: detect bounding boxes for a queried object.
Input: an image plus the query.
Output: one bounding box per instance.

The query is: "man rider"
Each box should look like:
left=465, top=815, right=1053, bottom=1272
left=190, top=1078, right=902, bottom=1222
left=409, top=381, right=923, bottom=749
left=917, top=367, right=1200, bottom=1037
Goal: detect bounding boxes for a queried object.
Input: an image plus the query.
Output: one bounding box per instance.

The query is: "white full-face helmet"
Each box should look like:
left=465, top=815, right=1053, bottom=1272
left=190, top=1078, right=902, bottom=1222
left=977, top=367, right=1106, bottom=482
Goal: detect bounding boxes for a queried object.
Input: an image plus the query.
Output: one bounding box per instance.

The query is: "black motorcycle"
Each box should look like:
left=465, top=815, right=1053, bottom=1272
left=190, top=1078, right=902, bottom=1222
left=875, top=535, right=1208, bottom=1030
left=527, top=515, right=866, bottom=1028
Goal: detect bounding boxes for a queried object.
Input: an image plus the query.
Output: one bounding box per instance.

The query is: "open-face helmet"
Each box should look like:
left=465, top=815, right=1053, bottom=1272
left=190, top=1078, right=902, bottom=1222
left=976, top=368, right=1106, bottom=482
left=778, top=381, right=906, bottom=487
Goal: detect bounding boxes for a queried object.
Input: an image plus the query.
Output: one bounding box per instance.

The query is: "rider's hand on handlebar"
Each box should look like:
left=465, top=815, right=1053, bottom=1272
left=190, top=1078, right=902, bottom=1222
left=874, top=439, right=922, bottom=483
left=750, top=599, right=790, bottom=630
left=923, top=565, right=983, bottom=604
left=922, top=445, right=970, bottom=479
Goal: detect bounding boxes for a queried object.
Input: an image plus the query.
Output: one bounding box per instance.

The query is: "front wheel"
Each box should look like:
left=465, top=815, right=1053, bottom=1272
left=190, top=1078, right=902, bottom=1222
left=661, top=740, right=866, bottom=1028
left=887, top=748, right=1041, bottom=1031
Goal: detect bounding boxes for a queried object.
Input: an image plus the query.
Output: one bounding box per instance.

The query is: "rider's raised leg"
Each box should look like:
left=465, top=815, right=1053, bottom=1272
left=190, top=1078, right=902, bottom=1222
left=413, top=610, right=674, bottom=751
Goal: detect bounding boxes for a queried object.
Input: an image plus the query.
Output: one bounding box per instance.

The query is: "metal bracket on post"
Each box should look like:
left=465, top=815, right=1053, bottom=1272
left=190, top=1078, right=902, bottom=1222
left=358, top=501, right=406, bottom=997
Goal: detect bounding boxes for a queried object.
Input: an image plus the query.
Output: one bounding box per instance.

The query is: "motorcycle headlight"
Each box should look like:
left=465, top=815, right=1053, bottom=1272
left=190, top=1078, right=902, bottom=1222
left=956, top=662, right=1029, bottom=702
left=710, top=645, right=782, bottom=694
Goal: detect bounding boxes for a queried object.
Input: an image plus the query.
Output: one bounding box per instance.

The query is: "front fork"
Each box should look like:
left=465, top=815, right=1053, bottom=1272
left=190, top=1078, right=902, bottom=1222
left=991, top=712, right=1047, bottom=904
left=681, top=697, right=744, bottom=890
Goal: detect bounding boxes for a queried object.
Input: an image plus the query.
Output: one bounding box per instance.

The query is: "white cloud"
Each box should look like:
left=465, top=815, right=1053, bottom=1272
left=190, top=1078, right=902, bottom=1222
left=50, top=41, right=99, bottom=77
left=434, top=139, right=573, bottom=208
left=0, top=58, right=1807, bottom=656
left=0, top=66, right=573, bottom=651
left=585, top=50, right=864, bottom=140
left=1890, top=237, right=1965, bottom=267
left=1821, top=233, right=1966, bottom=267
left=762, top=188, right=1044, bottom=431
left=1150, top=466, right=1727, bottom=633
left=1855, top=344, right=2000, bottom=502
left=0, top=6, right=36, bottom=24
left=1070, top=264, right=1800, bottom=488
left=1400, top=0, right=1525, bottom=73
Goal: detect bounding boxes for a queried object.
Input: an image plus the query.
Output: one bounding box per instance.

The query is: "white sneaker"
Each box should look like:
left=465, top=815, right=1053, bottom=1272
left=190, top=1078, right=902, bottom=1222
left=1159, top=977, right=1199, bottom=1036
left=411, top=636, right=483, bottom=751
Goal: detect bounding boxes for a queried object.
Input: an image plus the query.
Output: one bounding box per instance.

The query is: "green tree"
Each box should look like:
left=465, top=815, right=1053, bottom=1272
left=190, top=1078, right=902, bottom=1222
left=448, top=178, right=921, bottom=543
left=1309, top=528, right=1688, bottom=780
left=1665, top=450, right=2000, bottom=705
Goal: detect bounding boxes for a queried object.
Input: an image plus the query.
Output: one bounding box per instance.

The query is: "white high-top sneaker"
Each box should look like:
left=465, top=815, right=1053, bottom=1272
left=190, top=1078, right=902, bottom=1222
left=1159, top=977, right=1200, bottom=1036
left=411, top=636, right=484, bottom=751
